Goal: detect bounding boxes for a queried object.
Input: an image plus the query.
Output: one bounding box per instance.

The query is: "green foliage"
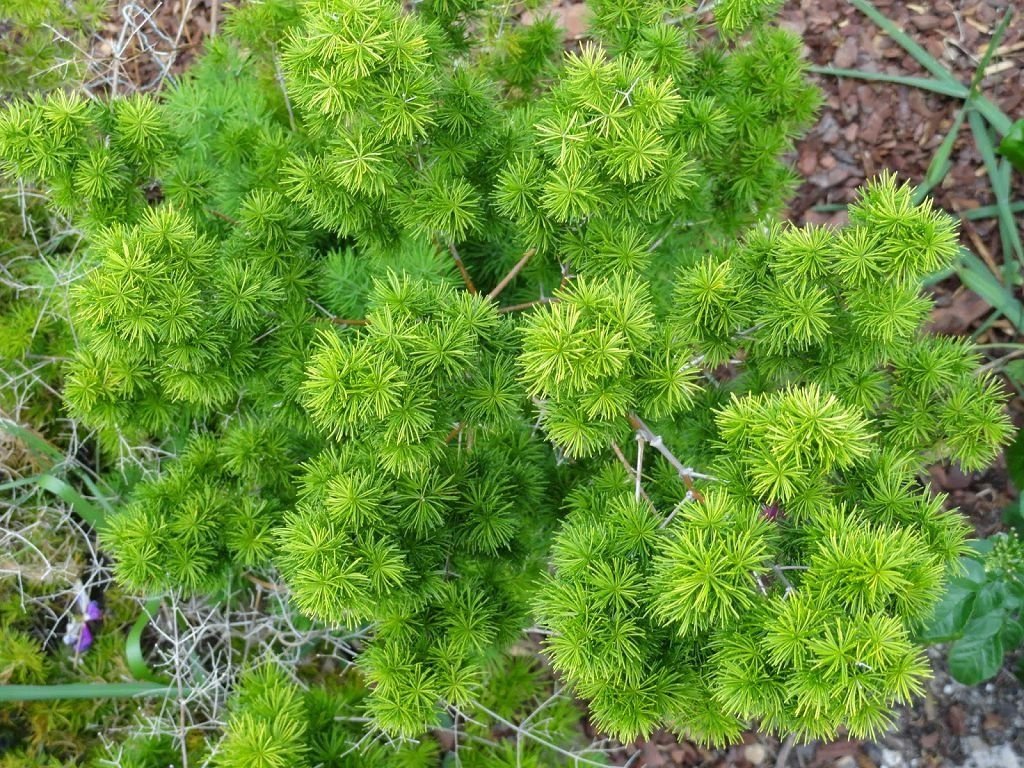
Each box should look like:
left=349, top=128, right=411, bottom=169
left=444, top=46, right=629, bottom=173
left=277, top=425, right=553, bottom=735
left=0, top=0, right=1013, bottom=757
left=205, top=656, right=586, bottom=768
left=0, top=0, right=106, bottom=94
left=519, top=274, right=699, bottom=456
left=0, top=540, right=146, bottom=763
left=998, top=118, right=1024, bottom=172
left=537, top=384, right=971, bottom=744
left=0, top=0, right=107, bottom=429
left=920, top=533, right=1024, bottom=685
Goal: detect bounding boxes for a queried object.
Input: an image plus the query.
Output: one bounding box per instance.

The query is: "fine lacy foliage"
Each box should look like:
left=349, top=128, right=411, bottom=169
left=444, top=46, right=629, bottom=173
left=214, top=663, right=439, bottom=768
left=0, top=0, right=1012, bottom=755
left=140, top=655, right=585, bottom=768
left=537, top=386, right=971, bottom=744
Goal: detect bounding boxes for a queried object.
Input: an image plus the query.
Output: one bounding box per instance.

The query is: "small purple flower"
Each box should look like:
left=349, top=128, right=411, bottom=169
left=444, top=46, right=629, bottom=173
left=74, top=623, right=94, bottom=653
left=84, top=600, right=103, bottom=622
left=762, top=504, right=781, bottom=521
left=63, top=585, right=103, bottom=655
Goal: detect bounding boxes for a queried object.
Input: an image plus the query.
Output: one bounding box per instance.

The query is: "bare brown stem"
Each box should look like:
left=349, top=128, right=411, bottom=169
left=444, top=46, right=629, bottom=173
left=487, top=248, right=536, bottom=301
left=444, top=423, right=464, bottom=444
left=206, top=208, right=239, bottom=226
left=496, top=297, right=557, bottom=314
left=244, top=573, right=287, bottom=593
left=448, top=241, right=478, bottom=295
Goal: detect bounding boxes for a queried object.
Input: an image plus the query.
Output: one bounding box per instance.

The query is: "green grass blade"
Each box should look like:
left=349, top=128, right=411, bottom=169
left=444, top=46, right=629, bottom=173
left=35, top=473, right=108, bottom=528
left=0, top=682, right=183, bottom=702
left=956, top=247, right=1024, bottom=331
left=73, top=471, right=117, bottom=516
left=0, top=473, right=108, bottom=528
left=914, top=13, right=1011, bottom=207
left=0, top=418, right=64, bottom=464
left=0, top=418, right=117, bottom=519
left=969, top=8, right=1013, bottom=94
left=922, top=264, right=959, bottom=287
left=965, top=8, right=1015, bottom=138
left=973, top=96, right=1012, bottom=137
left=844, top=0, right=1013, bottom=136
left=968, top=110, right=1024, bottom=270
left=0, top=475, right=48, bottom=493
left=126, top=598, right=166, bottom=683
left=809, top=66, right=966, bottom=97
left=914, top=109, right=967, bottom=203
left=961, top=201, right=1024, bottom=221
left=849, top=0, right=961, bottom=85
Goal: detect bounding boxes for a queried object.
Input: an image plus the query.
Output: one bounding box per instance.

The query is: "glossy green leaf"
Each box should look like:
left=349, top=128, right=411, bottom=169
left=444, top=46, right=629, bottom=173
left=1006, top=430, right=1024, bottom=491
left=1001, top=619, right=1024, bottom=651
left=967, top=539, right=996, bottom=558
left=971, top=582, right=1012, bottom=617
left=948, top=615, right=1005, bottom=685
left=918, top=586, right=975, bottom=643
left=952, top=554, right=988, bottom=587
left=999, top=119, right=1024, bottom=172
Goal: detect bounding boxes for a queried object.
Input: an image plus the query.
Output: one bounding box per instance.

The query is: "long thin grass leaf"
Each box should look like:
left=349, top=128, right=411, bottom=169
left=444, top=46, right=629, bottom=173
left=914, top=109, right=967, bottom=204
left=965, top=8, right=1015, bottom=137
left=842, top=0, right=1013, bottom=135
left=969, top=110, right=1024, bottom=271
left=0, top=418, right=64, bottom=464
left=0, top=475, right=47, bottom=493
left=956, top=247, right=1024, bottom=331
left=922, top=264, right=958, bottom=286
left=969, top=8, right=1013, bottom=94
left=34, top=473, right=108, bottom=528
left=961, top=202, right=1024, bottom=221
left=849, top=0, right=960, bottom=85
left=0, top=473, right=107, bottom=527
left=809, top=66, right=966, bottom=97
left=0, top=418, right=117, bottom=516
left=974, top=96, right=1012, bottom=137
left=126, top=598, right=165, bottom=683
left=0, top=682, right=183, bottom=702
left=915, top=12, right=1011, bottom=207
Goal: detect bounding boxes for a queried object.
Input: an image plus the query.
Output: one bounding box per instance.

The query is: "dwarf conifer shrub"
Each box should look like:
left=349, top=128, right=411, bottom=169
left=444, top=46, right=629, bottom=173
left=0, top=0, right=1012, bottom=753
